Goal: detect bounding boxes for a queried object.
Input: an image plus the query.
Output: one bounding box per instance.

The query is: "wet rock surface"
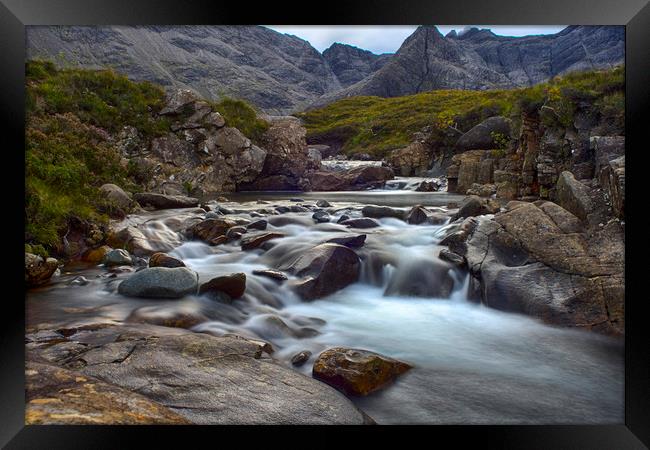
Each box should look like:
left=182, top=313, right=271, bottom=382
left=26, top=324, right=370, bottom=424
left=312, top=347, right=412, bottom=396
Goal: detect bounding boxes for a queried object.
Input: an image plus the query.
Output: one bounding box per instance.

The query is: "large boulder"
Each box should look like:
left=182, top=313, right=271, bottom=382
left=239, top=117, right=310, bottom=190
left=312, top=347, right=412, bottom=396
left=25, top=253, right=58, bottom=286
left=27, top=324, right=370, bottom=424
left=309, top=166, right=394, bottom=191
left=451, top=195, right=500, bottom=221
left=448, top=201, right=624, bottom=335
left=99, top=184, right=136, bottom=210
left=455, top=116, right=512, bottom=151
left=134, top=192, right=199, bottom=210
left=118, top=267, right=199, bottom=299
left=555, top=171, right=594, bottom=222
left=281, top=243, right=361, bottom=300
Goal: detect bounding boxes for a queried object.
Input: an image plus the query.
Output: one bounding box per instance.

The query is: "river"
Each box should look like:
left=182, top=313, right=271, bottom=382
left=25, top=186, right=624, bottom=424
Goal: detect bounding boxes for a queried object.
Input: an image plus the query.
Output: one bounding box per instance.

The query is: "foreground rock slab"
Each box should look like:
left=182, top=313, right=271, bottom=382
left=313, top=347, right=412, bottom=396
left=26, top=361, right=190, bottom=424
left=27, top=324, right=370, bottom=424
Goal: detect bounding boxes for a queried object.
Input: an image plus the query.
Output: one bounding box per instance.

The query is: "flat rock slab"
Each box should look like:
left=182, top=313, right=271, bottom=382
left=25, top=361, right=189, bottom=424
left=134, top=192, right=199, bottom=210
left=27, top=324, right=369, bottom=425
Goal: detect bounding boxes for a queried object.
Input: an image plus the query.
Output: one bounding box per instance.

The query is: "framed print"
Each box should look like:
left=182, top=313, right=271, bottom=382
left=2, top=0, right=649, bottom=447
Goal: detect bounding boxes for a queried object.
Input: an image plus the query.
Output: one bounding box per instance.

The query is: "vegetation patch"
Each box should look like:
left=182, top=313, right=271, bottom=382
left=297, top=66, right=624, bottom=157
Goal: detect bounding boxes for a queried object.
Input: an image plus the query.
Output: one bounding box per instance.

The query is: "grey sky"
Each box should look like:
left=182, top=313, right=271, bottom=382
left=265, top=25, right=568, bottom=54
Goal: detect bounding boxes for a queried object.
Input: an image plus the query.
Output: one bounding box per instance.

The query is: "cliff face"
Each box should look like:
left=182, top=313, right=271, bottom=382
left=312, top=25, right=624, bottom=107
left=27, top=25, right=624, bottom=114
left=26, top=25, right=342, bottom=115
left=322, top=43, right=392, bottom=87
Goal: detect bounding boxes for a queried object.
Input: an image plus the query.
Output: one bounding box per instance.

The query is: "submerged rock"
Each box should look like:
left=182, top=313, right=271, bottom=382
left=291, top=351, right=313, bottom=367
left=283, top=243, right=361, bottom=300
left=362, top=205, right=404, bottom=220
left=312, top=347, right=412, bottom=396
left=325, top=234, right=367, bottom=248
left=312, top=211, right=331, bottom=223
left=118, top=267, right=199, bottom=298
left=252, top=269, right=288, bottom=282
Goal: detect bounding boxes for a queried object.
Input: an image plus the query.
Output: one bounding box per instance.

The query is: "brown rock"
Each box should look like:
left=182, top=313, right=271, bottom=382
left=82, top=245, right=113, bottom=264
left=252, top=269, right=288, bottom=282
left=149, top=252, right=186, bottom=268
left=189, top=218, right=237, bottom=243
left=312, top=347, right=412, bottom=396
left=241, top=232, right=285, bottom=250
left=25, top=253, right=58, bottom=287
left=199, top=273, right=247, bottom=299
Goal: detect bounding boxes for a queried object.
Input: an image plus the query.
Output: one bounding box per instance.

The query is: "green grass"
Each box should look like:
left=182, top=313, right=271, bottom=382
left=297, top=66, right=625, bottom=157
left=211, top=97, right=269, bottom=144
left=25, top=60, right=272, bottom=256
left=25, top=60, right=170, bottom=253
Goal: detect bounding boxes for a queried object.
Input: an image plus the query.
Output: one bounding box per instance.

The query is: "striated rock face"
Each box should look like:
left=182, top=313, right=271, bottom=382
left=238, top=117, right=311, bottom=191
left=445, top=201, right=624, bottom=335
left=312, top=347, right=412, bottom=396
left=322, top=42, right=392, bottom=87
left=387, top=141, right=433, bottom=176
left=313, top=25, right=624, bottom=107
left=599, top=155, right=625, bottom=219
left=26, top=324, right=371, bottom=424
left=27, top=26, right=342, bottom=115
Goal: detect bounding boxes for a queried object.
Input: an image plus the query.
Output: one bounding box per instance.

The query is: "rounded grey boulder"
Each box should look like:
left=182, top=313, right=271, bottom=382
left=103, top=249, right=133, bottom=266
left=118, top=267, right=199, bottom=298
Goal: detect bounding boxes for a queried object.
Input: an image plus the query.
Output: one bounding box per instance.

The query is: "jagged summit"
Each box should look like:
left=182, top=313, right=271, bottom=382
left=27, top=25, right=624, bottom=114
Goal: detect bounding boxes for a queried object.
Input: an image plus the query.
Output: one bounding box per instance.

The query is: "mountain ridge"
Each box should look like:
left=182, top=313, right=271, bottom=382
left=26, top=25, right=624, bottom=114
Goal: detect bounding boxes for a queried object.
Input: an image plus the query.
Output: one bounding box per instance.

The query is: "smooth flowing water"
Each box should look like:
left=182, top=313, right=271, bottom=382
left=26, top=189, right=624, bottom=424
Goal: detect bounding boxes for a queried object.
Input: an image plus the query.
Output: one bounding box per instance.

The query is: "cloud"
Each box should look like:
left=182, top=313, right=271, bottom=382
left=264, top=25, right=568, bottom=54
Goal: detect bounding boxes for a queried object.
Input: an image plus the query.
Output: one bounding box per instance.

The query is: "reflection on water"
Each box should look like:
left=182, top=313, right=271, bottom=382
left=25, top=189, right=624, bottom=424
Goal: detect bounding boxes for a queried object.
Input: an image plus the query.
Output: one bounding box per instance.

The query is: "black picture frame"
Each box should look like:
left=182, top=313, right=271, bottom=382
left=2, top=0, right=648, bottom=447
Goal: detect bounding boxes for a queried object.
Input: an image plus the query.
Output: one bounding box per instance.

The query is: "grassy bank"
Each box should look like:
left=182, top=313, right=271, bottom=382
left=297, top=66, right=624, bottom=157
left=25, top=60, right=268, bottom=256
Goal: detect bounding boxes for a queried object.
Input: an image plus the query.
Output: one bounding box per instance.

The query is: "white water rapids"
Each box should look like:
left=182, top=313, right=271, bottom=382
left=26, top=189, right=623, bottom=424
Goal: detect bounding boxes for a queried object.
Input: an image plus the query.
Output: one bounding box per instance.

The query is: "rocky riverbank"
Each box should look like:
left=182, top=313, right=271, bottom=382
left=25, top=190, right=624, bottom=424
